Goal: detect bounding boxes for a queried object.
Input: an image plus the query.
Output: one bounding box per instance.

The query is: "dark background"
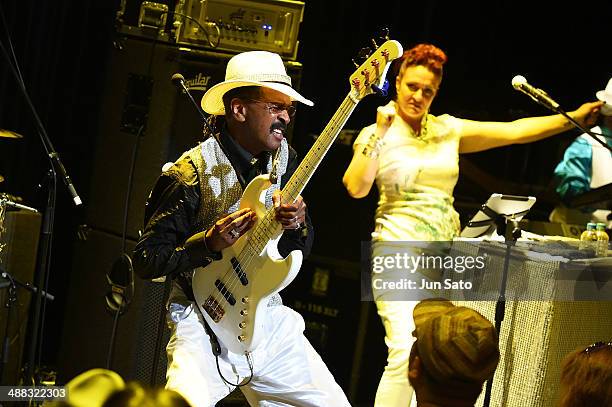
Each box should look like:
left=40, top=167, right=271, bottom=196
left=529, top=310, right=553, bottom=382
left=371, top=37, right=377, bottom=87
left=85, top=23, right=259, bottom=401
left=0, top=0, right=610, bottom=403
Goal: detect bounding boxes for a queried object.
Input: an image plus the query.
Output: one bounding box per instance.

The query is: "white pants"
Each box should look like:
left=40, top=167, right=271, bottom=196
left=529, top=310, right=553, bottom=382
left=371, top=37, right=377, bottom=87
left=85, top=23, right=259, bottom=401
left=371, top=241, right=437, bottom=407
left=373, top=300, right=417, bottom=407
left=165, top=302, right=351, bottom=407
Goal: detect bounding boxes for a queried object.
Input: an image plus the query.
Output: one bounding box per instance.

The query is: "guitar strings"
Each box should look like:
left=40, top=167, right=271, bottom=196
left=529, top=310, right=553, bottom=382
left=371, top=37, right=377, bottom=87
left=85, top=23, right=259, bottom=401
left=206, top=45, right=393, bottom=313
left=206, top=96, right=358, bottom=333
left=208, top=96, right=357, bottom=319
left=205, top=92, right=367, bottom=345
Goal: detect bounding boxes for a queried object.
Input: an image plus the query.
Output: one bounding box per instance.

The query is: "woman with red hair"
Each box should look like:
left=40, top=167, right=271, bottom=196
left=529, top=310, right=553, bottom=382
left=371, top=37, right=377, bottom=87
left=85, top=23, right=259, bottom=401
left=343, top=43, right=603, bottom=406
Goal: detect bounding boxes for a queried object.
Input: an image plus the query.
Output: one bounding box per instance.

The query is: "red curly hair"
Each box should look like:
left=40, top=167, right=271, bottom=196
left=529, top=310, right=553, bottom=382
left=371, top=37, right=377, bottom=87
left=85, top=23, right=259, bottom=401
left=397, top=43, right=447, bottom=79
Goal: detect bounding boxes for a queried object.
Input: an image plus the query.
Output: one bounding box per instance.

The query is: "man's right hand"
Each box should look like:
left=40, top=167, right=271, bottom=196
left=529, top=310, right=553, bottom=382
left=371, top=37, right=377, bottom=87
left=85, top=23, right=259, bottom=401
left=205, top=208, right=257, bottom=252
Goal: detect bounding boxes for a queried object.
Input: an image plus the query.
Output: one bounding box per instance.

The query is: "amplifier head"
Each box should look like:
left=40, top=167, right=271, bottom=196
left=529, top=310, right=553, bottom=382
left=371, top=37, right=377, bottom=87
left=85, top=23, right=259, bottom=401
left=176, top=0, right=304, bottom=60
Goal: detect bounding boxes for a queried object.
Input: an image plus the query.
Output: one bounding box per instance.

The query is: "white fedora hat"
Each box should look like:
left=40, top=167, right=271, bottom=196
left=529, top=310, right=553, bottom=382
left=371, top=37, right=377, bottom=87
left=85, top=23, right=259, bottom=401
left=201, top=51, right=314, bottom=115
left=596, top=77, right=612, bottom=116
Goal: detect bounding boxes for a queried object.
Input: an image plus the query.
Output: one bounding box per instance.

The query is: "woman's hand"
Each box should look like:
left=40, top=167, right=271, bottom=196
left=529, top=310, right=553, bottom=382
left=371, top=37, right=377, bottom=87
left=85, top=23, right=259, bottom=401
left=375, top=101, right=396, bottom=137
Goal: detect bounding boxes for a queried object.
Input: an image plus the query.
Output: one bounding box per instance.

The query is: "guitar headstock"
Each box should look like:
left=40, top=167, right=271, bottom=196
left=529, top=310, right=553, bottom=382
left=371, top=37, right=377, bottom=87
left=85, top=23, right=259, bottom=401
left=349, top=39, right=403, bottom=101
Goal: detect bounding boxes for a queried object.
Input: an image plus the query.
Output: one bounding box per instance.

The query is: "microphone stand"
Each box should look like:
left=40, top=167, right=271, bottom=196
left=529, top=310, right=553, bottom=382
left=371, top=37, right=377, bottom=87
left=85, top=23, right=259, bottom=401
left=171, top=74, right=214, bottom=133
left=463, top=200, right=530, bottom=407
left=525, top=88, right=612, bottom=154
left=480, top=212, right=523, bottom=407
left=0, top=31, right=82, bottom=385
left=0, top=267, right=16, bottom=385
left=1, top=269, right=54, bottom=384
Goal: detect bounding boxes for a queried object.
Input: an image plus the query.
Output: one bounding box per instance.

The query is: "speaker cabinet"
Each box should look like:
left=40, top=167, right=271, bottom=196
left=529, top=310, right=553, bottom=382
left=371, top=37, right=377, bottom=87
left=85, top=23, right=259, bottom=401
left=0, top=210, right=41, bottom=385
left=58, top=228, right=170, bottom=385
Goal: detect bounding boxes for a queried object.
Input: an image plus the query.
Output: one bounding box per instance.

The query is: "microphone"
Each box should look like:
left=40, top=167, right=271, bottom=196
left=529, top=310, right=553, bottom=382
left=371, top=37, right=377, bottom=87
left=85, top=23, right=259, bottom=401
left=511, top=75, right=560, bottom=112
left=171, top=73, right=187, bottom=88
left=49, top=152, right=83, bottom=206
left=171, top=73, right=214, bottom=134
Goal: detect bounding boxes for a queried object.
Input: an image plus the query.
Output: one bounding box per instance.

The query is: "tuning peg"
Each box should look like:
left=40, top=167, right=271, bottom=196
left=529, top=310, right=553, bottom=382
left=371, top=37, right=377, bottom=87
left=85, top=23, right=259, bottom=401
left=378, top=27, right=390, bottom=40
left=352, top=47, right=372, bottom=67
left=373, top=27, right=390, bottom=46
left=358, top=47, right=372, bottom=60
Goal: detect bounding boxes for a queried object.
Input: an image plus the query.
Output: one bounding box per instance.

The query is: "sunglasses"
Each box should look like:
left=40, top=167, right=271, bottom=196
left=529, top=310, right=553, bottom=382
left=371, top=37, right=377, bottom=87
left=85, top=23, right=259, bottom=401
left=583, top=341, right=612, bottom=355
left=243, top=98, right=296, bottom=118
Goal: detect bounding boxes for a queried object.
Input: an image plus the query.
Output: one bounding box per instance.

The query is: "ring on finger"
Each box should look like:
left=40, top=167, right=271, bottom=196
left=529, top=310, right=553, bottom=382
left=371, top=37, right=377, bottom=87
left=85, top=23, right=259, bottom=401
left=229, top=229, right=240, bottom=239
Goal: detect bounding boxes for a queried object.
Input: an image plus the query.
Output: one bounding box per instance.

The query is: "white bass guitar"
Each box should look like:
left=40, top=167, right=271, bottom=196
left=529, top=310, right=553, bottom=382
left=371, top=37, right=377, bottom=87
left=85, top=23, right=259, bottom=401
left=192, top=39, right=403, bottom=354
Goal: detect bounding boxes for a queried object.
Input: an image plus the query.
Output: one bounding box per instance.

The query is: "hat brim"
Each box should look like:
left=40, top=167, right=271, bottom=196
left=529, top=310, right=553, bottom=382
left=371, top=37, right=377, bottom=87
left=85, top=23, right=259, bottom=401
left=596, top=90, right=612, bottom=103
left=201, top=80, right=314, bottom=115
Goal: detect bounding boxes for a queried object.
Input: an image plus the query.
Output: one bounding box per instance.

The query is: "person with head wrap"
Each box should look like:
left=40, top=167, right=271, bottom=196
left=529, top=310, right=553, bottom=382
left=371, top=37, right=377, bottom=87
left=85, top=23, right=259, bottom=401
left=408, top=299, right=500, bottom=406
left=550, top=77, right=612, bottom=227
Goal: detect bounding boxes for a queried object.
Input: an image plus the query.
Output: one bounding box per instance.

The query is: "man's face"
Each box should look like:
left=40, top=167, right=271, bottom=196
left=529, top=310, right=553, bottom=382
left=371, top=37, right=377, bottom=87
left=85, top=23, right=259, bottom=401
left=241, top=87, right=293, bottom=154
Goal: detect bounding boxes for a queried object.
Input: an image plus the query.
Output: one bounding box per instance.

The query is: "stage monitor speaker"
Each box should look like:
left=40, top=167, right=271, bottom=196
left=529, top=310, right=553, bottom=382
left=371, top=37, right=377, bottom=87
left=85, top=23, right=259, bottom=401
left=58, top=228, right=170, bottom=386
left=0, top=210, right=41, bottom=385
left=86, top=35, right=303, bottom=240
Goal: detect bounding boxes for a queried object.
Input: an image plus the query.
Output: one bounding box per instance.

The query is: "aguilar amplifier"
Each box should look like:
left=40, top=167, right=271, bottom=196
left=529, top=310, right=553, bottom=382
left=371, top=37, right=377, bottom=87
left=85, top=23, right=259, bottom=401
left=85, top=34, right=303, bottom=239
left=176, top=0, right=305, bottom=60
left=58, top=228, right=170, bottom=386
left=116, top=0, right=305, bottom=60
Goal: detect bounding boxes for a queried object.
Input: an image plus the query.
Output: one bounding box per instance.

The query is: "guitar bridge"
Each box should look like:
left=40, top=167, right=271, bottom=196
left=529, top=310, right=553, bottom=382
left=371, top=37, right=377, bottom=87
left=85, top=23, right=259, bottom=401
left=203, top=295, right=225, bottom=322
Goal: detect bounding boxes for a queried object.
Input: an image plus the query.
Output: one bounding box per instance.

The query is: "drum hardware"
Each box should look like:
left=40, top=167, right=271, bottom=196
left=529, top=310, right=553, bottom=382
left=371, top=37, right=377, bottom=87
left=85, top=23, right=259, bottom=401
left=0, top=129, right=24, bottom=139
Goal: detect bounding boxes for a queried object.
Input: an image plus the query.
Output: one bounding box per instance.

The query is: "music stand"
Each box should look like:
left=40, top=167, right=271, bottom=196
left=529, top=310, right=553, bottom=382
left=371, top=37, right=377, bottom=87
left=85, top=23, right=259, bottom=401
left=460, top=193, right=536, bottom=407
left=461, top=193, right=536, bottom=239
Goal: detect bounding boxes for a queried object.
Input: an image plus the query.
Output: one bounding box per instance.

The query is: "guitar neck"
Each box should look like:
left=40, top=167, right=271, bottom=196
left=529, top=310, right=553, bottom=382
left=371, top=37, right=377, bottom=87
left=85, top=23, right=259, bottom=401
left=247, top=39, right=403, bottom=253
left=246, top=94, right=358, bottom=255
left=282, top=94, right=357, bottom=202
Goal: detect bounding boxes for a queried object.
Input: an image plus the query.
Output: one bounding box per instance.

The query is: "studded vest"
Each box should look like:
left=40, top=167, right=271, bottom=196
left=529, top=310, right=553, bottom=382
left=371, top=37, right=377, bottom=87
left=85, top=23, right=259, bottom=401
left=188, top=135, right=289, bottom=231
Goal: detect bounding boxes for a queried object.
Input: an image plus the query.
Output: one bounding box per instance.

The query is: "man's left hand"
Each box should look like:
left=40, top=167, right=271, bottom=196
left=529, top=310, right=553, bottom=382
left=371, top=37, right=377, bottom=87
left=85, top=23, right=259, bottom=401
left=272, top=190, right=306, bottom=230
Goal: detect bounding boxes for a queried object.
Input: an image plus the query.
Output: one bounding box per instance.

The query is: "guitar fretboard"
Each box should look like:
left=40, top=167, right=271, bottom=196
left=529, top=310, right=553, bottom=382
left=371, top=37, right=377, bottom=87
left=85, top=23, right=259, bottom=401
left=249, top=94, right=358, bottom=255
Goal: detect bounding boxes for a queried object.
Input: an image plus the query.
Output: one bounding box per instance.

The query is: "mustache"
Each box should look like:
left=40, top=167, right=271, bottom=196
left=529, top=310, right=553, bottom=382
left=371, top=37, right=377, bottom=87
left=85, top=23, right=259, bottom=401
left=270, top=121, right=287, bottom=133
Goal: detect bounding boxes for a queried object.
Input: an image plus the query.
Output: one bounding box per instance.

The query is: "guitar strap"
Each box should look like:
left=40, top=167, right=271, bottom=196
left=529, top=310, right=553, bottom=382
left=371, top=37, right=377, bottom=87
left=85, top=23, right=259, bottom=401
left=201, top=315, right=222, bottom=356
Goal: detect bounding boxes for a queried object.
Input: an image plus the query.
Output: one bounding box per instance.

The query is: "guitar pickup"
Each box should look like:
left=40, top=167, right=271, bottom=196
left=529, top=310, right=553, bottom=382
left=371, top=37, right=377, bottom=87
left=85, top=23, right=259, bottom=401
left=214, top=279, right=236, bottom=305
left=231, top=257, right=248, bottom=286
left=203, top=295, right=225, bottom=322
